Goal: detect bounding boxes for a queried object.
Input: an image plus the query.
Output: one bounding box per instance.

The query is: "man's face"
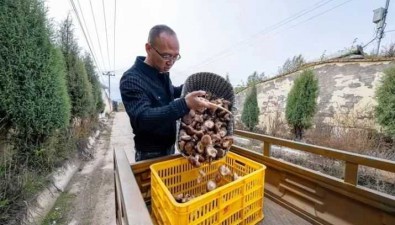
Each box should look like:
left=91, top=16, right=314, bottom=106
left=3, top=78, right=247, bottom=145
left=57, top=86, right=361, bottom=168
left=147, top=33, right=180, bottom=73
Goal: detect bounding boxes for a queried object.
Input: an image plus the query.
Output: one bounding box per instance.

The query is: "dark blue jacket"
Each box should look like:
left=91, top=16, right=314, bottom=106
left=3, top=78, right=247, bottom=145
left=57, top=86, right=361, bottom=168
left=120, top=56, right=189, bottom=152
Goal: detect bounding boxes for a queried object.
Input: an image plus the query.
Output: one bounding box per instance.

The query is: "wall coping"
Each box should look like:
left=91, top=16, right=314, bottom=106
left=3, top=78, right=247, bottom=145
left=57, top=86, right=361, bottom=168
left=236, top=57, right=395, bottom=94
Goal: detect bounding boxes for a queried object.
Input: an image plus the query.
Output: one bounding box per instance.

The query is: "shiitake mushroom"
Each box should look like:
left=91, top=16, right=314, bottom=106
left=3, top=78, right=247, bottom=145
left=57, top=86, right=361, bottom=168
left=178, top=95, right=233, bottom=166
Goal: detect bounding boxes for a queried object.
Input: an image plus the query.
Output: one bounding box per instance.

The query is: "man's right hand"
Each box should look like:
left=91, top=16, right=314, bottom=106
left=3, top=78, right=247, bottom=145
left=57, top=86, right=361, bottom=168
left=185, top=91, right=210, bottom=111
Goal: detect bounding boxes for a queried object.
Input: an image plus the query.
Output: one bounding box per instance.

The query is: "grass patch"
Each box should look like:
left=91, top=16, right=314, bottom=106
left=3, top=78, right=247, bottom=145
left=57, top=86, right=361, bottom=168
left=0, top=168, right=49, bottom=224
left=22, top=171, right=49, bottom=198
left=41, top=192, right=75, bottom=225
left=1, top=116, right=103, bottom=224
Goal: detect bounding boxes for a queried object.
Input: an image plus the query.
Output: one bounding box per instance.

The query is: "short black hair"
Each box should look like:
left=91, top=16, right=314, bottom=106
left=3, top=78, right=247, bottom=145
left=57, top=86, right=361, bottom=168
left=148, top=25, right=176, bottom=45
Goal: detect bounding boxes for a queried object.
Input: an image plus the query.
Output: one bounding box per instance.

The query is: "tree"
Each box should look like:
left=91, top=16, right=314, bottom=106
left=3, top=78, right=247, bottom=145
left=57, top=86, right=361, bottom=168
left=375, top=67, right=395, bottom=137
left=234, top=79, right=246, bottom=93
left=0, top=0, right=71, bottom=147
left=278, top=54, right=305, bottom=75
left=241, top=83, right=259, bottom=131
left=285, top=70, right=319, bottom=140
left=84, top=54, right=104, bottom=114
left=59, top=16, right=94, bottom=118
left=380, top=42, right=395, bottom=58
left=0, top=1, right=71, bottom=221
left=247, top=71, right=266, bottom=86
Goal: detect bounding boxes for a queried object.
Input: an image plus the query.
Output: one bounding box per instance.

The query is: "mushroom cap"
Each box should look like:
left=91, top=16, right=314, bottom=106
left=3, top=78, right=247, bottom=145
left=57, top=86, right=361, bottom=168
left=178, top=141, right=186, bottom=151
left=218, top=165, right=231, bottom=176
left=206, top=145, right=218, bottom=158
left=201, top=134, right=212, bottom=146
left=207, top=180, right=217, bottom=191
left=184, top=142, right=195, bottom=155
left=182, top=114, right=194, bottom=125
left=222, top=136, right=234, bottom=149
left=203, top=120, right=215, bottom=130
left=219, top=127, right=227, bottom=137
left=216, top=148, right=225, bottom=158
left=196, top=141, right=205, bottom=154
left=188, top=155, right=201, bottom=167
left=180, top=134, right=192, bottom=141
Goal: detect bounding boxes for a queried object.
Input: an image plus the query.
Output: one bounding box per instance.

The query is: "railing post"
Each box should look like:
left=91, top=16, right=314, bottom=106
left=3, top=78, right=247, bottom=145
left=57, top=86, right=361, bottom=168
left=263, top=141, right=271, bottom=157
left=344, top=162, right=359, bottom=185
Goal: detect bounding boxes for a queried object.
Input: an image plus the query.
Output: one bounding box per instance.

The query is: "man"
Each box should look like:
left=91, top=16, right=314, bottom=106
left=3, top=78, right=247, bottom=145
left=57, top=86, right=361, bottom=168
left=120, top=24, right=208, bottom=162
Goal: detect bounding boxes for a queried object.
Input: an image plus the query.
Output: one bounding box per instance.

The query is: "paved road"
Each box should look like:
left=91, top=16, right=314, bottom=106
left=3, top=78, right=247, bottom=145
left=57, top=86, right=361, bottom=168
left=111, top=111, right=135, bottom=163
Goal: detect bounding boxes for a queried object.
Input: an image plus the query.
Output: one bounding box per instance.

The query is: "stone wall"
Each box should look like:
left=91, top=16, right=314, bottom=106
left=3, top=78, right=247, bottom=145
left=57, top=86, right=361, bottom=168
left=235, top=59, right=395, bottom=134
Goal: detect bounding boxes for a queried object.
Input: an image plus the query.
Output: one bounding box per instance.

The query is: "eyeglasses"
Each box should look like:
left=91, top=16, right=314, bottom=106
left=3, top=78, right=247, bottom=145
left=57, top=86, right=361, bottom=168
left=151, top=45, right=181, bottom=61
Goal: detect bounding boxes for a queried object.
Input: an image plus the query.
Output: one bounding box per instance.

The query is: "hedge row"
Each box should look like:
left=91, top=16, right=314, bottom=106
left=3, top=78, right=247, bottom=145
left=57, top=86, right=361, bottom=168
left=0, top=0, right=104, bottom=223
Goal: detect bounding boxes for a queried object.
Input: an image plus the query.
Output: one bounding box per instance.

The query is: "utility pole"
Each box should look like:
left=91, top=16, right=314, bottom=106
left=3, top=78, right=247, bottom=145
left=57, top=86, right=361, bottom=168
left=373, top=0, right=390, bottom=55
left=102, top=71, right=115, bottom=100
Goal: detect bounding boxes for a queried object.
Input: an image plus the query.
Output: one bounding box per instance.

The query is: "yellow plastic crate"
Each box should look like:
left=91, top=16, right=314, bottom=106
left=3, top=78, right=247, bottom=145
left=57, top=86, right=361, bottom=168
left=150, top=152, right=266, bottom=225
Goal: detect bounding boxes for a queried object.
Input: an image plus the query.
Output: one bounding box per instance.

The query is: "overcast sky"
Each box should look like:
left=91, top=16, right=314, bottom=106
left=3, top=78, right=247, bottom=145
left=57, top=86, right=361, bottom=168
left=45, top=0, right=395, bottom=101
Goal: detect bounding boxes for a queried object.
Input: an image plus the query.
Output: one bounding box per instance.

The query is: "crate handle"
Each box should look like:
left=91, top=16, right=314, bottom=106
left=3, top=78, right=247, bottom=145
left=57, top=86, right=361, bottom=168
left=235, top=160, right=245, bottom=167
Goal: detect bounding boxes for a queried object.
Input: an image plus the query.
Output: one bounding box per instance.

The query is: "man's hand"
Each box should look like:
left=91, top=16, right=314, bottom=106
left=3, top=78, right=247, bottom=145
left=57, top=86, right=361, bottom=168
left=185, top=91, right=210, bottom=111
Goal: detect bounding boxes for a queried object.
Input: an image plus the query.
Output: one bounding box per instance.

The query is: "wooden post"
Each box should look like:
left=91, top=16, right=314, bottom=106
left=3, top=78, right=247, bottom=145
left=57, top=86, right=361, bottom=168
left=263, top=141, right=271, bottom=157
left=344, top=162, right=359, bottom=185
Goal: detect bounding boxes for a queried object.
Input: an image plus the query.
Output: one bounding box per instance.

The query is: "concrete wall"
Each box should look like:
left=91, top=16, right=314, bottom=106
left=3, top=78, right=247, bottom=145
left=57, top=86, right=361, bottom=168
left=235, top=59, right=395, bottom=134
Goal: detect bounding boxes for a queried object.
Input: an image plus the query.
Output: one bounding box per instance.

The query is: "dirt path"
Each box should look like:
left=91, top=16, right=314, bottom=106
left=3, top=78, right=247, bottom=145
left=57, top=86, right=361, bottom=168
left=43, top=115, right=117, bottom=225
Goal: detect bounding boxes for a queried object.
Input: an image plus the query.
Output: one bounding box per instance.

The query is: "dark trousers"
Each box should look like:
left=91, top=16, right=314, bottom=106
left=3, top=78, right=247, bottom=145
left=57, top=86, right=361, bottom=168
left=135, top=145, right=175, bottom=162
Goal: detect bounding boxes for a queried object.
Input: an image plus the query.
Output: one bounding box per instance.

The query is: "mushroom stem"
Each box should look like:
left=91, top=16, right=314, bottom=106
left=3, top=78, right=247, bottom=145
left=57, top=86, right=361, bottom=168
left=198, top=97, right=232, bottom=115
left=205, top=101, right=232, bottom=115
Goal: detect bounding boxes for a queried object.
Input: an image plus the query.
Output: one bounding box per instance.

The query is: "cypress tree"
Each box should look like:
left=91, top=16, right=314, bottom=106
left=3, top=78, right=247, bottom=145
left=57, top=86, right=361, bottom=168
left=0, top=0, right=71, bottom=148
left=84, top=54, right=105, bottom=114
left=241, top=83, right=259, bottom=131
left=59, top=16, right=94, bottom=118
left=285, top=70, right=319, bottom=140
left=375, top=67, right=395, bottom=138
left=0, top=1, right=71, bottom=222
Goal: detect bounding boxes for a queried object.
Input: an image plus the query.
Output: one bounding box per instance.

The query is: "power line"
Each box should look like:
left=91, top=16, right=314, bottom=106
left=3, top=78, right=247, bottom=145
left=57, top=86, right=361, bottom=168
left=179, top=0, right=338, bottom=75
left=75, top=0, right=103, bottom=72
left=89, top=0, right=107, bottom=71
left=69, top=0, right=102, bottom=73
left=181, top=0, right=353, bottom=77
left=363, top=37, right=377, bottom=48
left=272, top=0, right=354, bottom=36
left=102, top=0, right=112, bottom=70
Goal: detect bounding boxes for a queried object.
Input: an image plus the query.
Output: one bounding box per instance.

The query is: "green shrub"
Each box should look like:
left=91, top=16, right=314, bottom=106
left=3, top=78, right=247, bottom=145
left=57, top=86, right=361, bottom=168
left=380, top=42, right=395, bottom=58
left=375, top=67, right=395, bottom=137
left=0, top=1, right=72, bottom=222
left=247, top=71, right=266, bottom=86
left=73, top=59, right=94, bottom=118
left=286, top=69, right=319, bottom=140
left=241, top=83, right=259, bottom=131
left=84, top=54, right=105, bottom=114
left=0, top=0, right=71, bottom=154
left=278, top=54, right=305, bottom=75
left=59, top=17, right=94, bottom=118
